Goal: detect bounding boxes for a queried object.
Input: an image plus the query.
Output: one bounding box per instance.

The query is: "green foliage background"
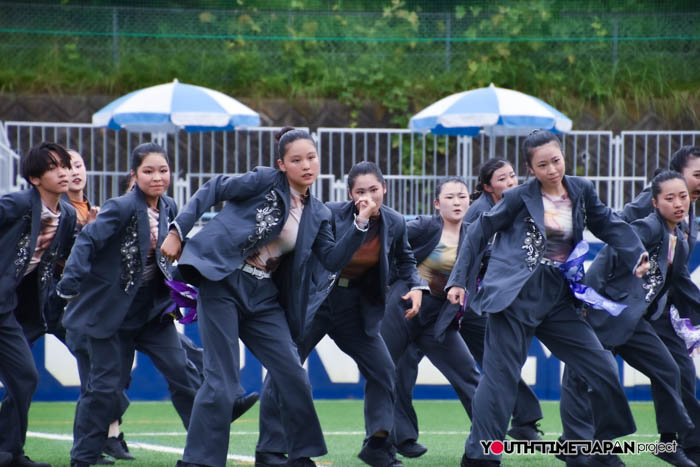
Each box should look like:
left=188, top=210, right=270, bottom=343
left=1, top=0, right=698, bottom=126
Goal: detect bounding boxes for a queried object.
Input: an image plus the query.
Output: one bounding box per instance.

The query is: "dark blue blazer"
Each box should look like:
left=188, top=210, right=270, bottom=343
left=170, top=167, right=367, bottom=342
left=0, top=187, right=76, bottom=339
left=321, top=201, right=425, bottom=336
left=620, top=186, right=700, bottom=324
left=402, top=213, right=468, bottom=341
left=58, top=187, right=177, bottom=339
left=464, top=192, right=496, bottom=224
left=447, top=176, right=647, bottom=316
left=585, top=211, right=691, bottom=346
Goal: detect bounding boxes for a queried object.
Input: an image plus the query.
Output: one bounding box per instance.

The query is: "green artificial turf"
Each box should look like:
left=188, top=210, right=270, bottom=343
left=23, top=400, right=673, bottom=466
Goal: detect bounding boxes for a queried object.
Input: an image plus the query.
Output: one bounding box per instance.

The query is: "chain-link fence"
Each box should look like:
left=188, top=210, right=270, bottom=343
left=1, top=2, right=697, bottom=102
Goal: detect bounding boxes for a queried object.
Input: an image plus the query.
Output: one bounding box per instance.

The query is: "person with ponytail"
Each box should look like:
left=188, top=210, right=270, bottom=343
left=446, top=130, right=650, bottom=466
left=610, top=146, right=700, bottom=465
left=381, top=176, right=480, bottom=459
left=256, top=160, right=426, bottom=467
left=160, top=127, right=374, bottom=467
left=390, top=166, right=543, bottom=460
left=57, top=143, right=202, bottom=467
left=559, top=170, right=699, bottom=467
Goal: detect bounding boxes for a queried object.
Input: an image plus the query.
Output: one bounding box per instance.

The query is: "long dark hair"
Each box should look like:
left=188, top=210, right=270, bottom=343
left=470, top=158, right=511, bottom=202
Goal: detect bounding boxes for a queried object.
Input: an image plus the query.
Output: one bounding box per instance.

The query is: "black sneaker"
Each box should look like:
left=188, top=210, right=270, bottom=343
left=9, top=455, right=51, bottom=467
left=94, top=455, right=114, bottom=465
left=0, top=452, right=11, bottom=467
left=174, top=461, right=209, bottom=467
left=460, top=454, right=501, bottom=466
left=507, top=421, right=544, bottom=441
left=358, top=442, right=404, bottom=467
left=286, top=458, right=316, bottom=467
left=685, top=446, right=700, bottom=466
left=654, top=449, right=697, bottom=467
left=232, top=392, right=260, bottom=421
left=104, top=433, right=135, bottom=460
left=255, top=451, right=288, bottom=467
left=395, top=439, right=427, bottom=458
left=584, top=454, right=625, bottom=467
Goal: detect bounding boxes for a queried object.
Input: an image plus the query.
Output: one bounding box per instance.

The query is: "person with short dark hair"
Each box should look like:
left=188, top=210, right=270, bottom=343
left=447, top=130, right=650, bottom=466
left=0, top=141, right=77, bottom=467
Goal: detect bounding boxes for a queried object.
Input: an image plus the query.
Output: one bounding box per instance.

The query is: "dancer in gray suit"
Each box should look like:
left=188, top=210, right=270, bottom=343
left=391, top=161, right=543, bottom=458
left=256, top=161, right=427, bottom=467
left=447, top=130, right=650, bottom=466
left=161, top=128, right=374, bottom=467
left=0, top=142, right=77, bottom=467
left=561, top=170, right=699, bottom=467
left=58, top=143, right=202, bottom=467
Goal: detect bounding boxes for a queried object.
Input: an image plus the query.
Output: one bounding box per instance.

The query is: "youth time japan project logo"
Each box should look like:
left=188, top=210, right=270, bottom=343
left=481, top=439, right=678, bottom=457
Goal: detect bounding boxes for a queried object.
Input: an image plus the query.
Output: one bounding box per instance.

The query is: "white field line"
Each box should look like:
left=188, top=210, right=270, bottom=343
left=26, top=431, right=255, bottom=463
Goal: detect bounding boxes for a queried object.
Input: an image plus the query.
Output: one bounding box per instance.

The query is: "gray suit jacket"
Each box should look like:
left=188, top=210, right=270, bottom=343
left=170, top=167, right=367, bottom=341
left=0, top=187, right=76, bottom=339
left=447, top=176, right=646, bottom=316
left=585, top=211, right=688, bottom=346
left=621, top=186, right=700, bottom=324
left=58, top=187, right=177, bottom=338
left=319, top=202, right=425, bottom=337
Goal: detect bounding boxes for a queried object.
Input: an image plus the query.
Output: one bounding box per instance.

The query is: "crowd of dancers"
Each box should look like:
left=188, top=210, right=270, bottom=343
left=1, top=128, right=700, bottom=467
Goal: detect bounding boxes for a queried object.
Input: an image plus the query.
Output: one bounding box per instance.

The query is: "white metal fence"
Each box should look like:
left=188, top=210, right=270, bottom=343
left=3, top=121, right=700, bottom=215
left=0, top=122, right=21, bottom=195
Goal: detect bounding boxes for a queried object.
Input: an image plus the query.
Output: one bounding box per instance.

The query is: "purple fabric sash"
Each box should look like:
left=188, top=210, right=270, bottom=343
left=163, top=279, right=198, bottom=324
left=670, top=305, right=700, bottom=355
left=558, top=241, right=627, bottom=316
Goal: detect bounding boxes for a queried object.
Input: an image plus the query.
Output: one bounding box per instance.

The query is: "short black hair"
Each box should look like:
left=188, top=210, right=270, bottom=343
left=21, top=142, right=72, bottom=185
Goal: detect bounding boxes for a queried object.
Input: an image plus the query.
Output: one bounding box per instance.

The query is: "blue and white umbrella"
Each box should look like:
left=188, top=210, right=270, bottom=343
left=409, top=83, right=572, bottom=137
left=92, top=79, right=260, bottom=133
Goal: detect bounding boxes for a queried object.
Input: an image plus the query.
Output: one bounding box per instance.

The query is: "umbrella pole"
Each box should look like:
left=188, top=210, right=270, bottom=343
left=488, top=127, right=495, bottom=159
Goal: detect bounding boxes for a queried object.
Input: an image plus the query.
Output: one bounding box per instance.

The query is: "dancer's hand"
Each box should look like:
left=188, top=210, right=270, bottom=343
left=634, top=252, right=650, bottom=278
left=402, top=289, right=423, bottom=319
left=355, top=196, right=378, bottom=224
left=447, top=286, right=466, bottom=306
left=161, top=230, right=182, bottom=262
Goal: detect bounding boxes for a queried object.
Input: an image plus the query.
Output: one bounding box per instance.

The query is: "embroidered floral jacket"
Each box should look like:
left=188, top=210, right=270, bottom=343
left=170, top=167, right=367, bottom=342
left=446, top=175, right=647, bottom=316
left=57, top=186, right=177, bottom=339
left=620, top=186, right=700, bottom=325
left=585, top=210, right=694, bottom=346
left=0, top=187, right=76, bottom=339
